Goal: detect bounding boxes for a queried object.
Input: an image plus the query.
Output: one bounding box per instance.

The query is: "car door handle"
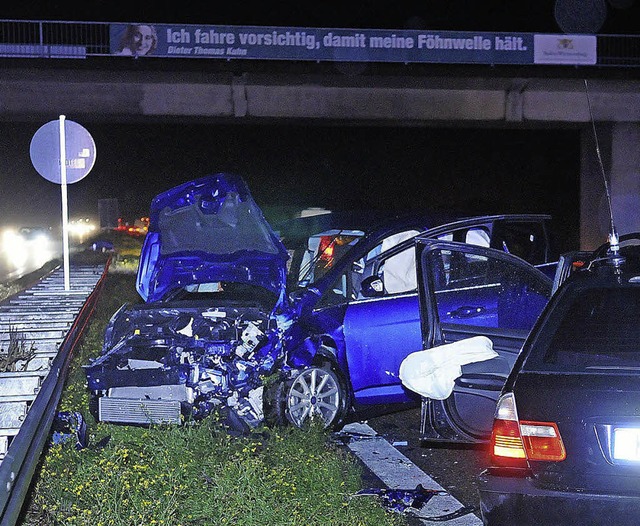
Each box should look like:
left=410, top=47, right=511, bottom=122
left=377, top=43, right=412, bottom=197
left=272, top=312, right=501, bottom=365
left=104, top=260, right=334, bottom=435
left=448, top=306, right=486, bottom=318
left=454, top=374, right=507, bottom=391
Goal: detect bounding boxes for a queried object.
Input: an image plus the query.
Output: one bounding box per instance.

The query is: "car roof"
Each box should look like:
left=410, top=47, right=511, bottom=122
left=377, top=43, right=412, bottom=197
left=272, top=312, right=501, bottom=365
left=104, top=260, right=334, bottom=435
left=556, top=234, right=640, bottom=290
left=275, top=209, right=454, bottom=247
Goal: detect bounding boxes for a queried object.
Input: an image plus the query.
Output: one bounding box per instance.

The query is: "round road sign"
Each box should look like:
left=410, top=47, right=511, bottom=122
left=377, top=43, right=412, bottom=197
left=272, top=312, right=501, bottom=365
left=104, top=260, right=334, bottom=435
left=30, top=119, right=96, bottom=184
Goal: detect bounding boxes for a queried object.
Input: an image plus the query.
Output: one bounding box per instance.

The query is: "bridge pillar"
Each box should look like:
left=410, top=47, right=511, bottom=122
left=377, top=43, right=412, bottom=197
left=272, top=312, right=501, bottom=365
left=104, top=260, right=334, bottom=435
left=581, top=122, right=640, bottom=249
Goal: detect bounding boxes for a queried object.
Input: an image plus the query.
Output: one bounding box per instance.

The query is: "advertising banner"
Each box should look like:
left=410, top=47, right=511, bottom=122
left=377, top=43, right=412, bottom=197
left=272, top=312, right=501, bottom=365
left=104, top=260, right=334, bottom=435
left=110, top=23, right=550, bottom=65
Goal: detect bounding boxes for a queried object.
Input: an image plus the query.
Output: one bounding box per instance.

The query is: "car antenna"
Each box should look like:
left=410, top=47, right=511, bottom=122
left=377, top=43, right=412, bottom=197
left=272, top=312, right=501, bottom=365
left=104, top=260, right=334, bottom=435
left=584, top=79, right=622, bottom=262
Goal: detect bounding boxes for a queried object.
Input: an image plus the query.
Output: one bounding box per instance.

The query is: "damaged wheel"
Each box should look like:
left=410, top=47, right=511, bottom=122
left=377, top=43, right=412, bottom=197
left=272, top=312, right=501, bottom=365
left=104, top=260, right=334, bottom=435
left=284, top=364, right=347, bottom=429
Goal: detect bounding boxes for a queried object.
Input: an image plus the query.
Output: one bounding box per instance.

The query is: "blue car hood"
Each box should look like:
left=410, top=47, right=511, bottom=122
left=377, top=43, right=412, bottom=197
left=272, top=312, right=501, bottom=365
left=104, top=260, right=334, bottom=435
left=136, top=173, right=289, bottom=303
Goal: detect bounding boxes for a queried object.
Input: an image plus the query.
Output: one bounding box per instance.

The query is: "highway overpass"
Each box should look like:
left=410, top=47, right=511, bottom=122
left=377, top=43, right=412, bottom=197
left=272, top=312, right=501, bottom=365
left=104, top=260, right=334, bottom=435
left=1, top=20, right=640, bottom=248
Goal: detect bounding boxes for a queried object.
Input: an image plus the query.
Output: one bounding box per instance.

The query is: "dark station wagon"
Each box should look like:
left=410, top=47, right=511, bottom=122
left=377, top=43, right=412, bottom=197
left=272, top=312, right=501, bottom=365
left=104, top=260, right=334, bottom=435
left=479, top=235, right=640, bottom=525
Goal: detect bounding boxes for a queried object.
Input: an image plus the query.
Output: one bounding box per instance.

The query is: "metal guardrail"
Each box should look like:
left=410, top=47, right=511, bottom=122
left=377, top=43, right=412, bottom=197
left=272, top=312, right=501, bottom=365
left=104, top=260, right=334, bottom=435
left=0, top=20, right=109, bottom=58
left=0, top=261, right=110, bottom=526
left=0, top=19, right=639, bottom=66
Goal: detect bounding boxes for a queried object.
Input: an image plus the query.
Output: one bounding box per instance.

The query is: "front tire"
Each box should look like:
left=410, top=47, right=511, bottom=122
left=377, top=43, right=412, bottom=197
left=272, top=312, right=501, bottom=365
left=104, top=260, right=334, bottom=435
left=265, top=361, right=349, bottom=430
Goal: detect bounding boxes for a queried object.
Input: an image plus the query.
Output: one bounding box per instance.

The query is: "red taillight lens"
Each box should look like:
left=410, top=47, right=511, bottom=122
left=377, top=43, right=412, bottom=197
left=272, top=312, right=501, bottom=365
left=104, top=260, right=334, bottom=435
left=490, top=393, right=566, bottom=467
left=492, top=418, right=527, bottom=460
left=491, top=393, right=528, bottom=467
left=520, top=421, right=566, bottom=462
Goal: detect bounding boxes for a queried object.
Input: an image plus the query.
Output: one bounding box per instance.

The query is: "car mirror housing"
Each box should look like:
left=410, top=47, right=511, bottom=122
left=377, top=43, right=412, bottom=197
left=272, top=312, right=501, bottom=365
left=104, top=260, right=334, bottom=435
left=361, top=275, right=385, bottom=298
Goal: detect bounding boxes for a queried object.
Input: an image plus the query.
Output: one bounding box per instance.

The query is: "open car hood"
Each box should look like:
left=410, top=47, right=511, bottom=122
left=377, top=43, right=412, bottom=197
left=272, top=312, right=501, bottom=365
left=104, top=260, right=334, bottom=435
left=136, top=173, right=288, bottom=303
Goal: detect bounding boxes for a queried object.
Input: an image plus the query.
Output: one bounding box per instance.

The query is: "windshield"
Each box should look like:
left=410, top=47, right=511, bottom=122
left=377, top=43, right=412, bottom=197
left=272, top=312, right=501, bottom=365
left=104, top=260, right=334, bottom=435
left=293, top=230, right=364, bottom=288
left=158, top=191, right=280, bottom=256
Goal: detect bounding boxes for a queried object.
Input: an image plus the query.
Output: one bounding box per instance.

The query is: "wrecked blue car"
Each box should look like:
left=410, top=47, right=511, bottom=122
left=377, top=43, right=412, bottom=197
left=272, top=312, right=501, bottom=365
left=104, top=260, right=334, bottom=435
left=85, top=173, right=556, bottom=436
left=85, top=174, right=293, bottom=429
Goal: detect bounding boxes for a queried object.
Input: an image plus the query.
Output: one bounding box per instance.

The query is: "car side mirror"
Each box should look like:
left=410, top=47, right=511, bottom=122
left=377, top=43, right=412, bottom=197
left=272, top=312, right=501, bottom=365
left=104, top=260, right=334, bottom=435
left=361, top=275, right=385, bottom=298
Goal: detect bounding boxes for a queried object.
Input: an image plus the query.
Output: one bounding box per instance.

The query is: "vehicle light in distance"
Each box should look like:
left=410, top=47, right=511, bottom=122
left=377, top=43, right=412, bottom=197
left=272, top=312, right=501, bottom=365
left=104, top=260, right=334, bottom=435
left=318, top=235, right=336, bottom=266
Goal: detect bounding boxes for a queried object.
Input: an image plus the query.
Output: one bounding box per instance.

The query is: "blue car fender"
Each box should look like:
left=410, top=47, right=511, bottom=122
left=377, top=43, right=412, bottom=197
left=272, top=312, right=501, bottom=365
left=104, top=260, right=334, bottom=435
left=286, top=335, right=322, bottom=368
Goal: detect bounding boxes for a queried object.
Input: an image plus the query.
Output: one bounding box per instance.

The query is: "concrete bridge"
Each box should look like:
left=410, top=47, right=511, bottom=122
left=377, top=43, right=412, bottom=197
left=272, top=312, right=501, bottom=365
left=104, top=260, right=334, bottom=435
left=1, top=56, right=639, bottom=249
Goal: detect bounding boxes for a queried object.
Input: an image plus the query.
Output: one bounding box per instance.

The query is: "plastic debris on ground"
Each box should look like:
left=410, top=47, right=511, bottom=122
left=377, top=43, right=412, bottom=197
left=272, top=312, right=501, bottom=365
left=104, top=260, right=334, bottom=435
left=330, top=421, right=379, bottom=445
left=51, top=411, right=88, bottom=450
left=353, top=484, right=477, bottom=520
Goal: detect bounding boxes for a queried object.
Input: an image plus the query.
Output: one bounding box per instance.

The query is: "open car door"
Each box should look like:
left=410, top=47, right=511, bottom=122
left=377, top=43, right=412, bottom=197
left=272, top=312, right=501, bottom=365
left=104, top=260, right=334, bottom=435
left=422, top=213, right=556, bottom=270
left=415, top=239, right=552, bottom=443
left=337, top=214, right=554, bottom=407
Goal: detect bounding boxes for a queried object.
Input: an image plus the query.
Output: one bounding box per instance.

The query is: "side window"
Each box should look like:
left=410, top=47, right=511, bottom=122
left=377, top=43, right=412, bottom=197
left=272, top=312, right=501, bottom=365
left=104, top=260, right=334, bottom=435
left=359, top=230, right=421, bottom=298
left=365, top=229, right=421, bottom=263
left=316, top=270, right=350, bottom=309
left=378, top=245, right=417, bottom=295
left=490, top=221, right=547, bottom=265
left=465, top=228, right=490, bottom=247
left=437, top=227, right=490, bottom=247
left=319, top=230, right=422, bottom=307
left=426, top=247, right=550, bottom=331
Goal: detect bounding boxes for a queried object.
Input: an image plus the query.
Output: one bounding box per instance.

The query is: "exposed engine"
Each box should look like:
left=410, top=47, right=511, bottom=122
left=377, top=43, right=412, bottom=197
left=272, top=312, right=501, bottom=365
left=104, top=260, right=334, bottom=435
left=84, top=303, right=290, bottom=429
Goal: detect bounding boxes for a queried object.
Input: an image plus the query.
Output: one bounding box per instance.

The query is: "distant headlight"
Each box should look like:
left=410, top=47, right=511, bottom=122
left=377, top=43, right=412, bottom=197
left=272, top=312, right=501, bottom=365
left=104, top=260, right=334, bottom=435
left=33, top=234, right=49, bottom=245
left=2, top=229, right=24, bottom=251
left=68, top=221, right=96, bottom=236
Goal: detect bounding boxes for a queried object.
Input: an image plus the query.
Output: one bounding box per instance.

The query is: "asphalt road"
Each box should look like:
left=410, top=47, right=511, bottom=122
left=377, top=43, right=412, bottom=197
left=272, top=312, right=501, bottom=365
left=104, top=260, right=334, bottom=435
left=366, top=406, right=490, bottom=516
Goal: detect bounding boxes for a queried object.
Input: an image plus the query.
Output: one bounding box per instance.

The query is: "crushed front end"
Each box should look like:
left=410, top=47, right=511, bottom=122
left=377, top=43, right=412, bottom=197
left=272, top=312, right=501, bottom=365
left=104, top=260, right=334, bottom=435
left=84, top=173, right=295, bottom=430
left=85, top=300, right=293, bottom=429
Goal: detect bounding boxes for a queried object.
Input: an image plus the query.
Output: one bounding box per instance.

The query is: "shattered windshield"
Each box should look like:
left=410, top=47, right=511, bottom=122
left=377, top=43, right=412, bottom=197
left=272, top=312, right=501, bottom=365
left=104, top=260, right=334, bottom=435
left=158, top=191, right=280, bottom=256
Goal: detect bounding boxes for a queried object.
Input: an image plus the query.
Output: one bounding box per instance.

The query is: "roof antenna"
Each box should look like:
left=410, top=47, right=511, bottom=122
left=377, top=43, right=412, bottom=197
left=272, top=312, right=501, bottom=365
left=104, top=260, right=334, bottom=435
left=584, top=79, right=622, bottom=261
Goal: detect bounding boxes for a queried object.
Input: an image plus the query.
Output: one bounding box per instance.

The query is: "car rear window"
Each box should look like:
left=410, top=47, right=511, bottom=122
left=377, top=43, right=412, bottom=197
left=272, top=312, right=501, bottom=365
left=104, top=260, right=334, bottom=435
left=529, top=287, right=640, bottom=372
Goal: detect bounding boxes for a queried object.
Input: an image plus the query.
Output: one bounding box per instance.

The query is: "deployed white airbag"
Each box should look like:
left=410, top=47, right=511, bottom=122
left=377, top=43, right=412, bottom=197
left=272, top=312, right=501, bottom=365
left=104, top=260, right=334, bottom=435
left=380, top=230, right=420, bottom=294
left=399, top=336, right=498, bottom=400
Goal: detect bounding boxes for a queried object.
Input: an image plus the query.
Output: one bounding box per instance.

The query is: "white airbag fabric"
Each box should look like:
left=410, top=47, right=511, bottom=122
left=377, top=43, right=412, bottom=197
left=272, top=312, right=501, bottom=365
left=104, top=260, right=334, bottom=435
left=380, top=230, right=420, bottom=294
left=399, top=336, right=498, bottom=400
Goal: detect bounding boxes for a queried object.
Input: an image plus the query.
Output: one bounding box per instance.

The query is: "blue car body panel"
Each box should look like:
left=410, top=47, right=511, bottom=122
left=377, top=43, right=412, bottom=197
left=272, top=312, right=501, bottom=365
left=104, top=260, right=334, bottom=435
left=342, top=294, right=422, bottom=404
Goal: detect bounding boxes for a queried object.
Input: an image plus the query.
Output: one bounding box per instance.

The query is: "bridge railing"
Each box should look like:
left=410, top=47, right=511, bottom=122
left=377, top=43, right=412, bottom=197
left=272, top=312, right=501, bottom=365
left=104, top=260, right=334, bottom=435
left=0, top=20, right=110, bottom=58
left=0, top=19, right=639, bottom=66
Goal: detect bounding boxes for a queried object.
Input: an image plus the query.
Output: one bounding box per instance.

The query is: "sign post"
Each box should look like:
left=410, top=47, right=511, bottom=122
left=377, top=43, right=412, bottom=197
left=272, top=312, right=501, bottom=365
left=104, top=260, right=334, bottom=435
left=59, top=116, right=70, bottom=290
left=29, top=117, right=96, bottom=291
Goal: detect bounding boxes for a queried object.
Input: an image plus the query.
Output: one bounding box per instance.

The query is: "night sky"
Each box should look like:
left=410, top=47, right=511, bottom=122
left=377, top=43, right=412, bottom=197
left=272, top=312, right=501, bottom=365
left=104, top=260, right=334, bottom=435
left=1, top=0, right=630, bottom=251
left=2, top=0, right=640, bottom=34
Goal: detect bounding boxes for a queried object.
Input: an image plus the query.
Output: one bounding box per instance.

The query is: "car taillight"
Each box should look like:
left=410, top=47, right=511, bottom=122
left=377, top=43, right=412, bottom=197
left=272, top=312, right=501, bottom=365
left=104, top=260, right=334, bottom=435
left=491, top=393, right=528, bottom=467
left=520, top=421, right=566, bottom=461
left=491, top=393, right=566, bottom=468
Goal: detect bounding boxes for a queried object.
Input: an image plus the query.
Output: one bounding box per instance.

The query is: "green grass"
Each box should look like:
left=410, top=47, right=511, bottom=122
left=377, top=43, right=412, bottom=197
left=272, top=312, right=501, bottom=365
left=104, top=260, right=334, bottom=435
left=31, top=418, right=401, bottom=525
left=24, top=241, right=404, bottom=526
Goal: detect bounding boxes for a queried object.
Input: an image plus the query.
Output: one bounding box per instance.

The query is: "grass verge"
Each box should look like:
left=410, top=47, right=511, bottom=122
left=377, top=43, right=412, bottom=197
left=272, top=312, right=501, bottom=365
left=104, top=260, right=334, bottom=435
left=24, top=243, right=404, bottom=526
